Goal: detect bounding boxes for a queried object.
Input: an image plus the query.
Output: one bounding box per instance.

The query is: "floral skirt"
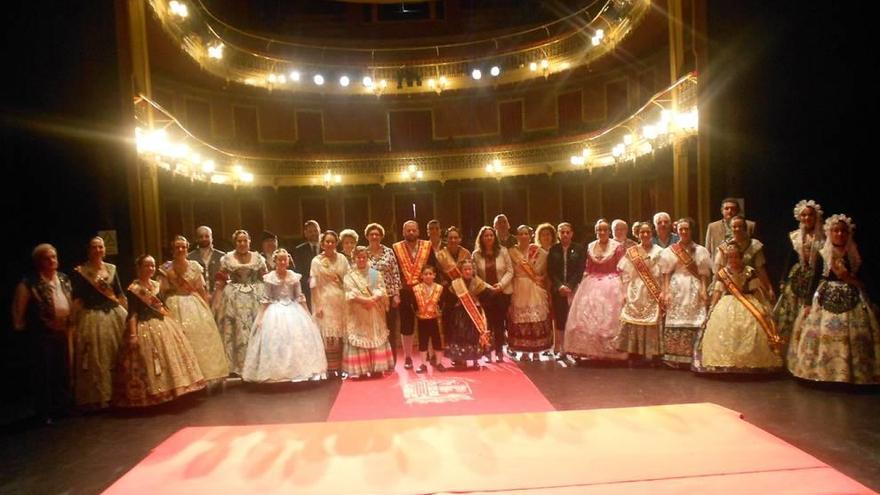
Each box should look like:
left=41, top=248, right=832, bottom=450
left=661, top=325, right=699, bottom=366
left=445, top=305, right=489, bottom=361
left=693, top=295, right=782, bottom=373
left=166, top=294, right=229, bottom=381
left=614, top=322, right=661, bottom=360
left=74, top=306, right=127, bottom=408
left=342, top=342, right=394, bottom=376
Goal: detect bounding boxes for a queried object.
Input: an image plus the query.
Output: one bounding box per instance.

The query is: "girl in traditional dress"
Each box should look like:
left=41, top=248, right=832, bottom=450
left=113, top=255, right=205, bottom=407
left=693, top=244, right=783, bottom=373
left=508, top=225, right=552, bottom=361
left=159, top=236, right=229, bottom=385
left=443, top=259, right=491, bottom=369
left=659, top=218, right=712, bottom=368
left=338, top=229, right=359, bottom=266
left=310, top=230, right=350, bottom=375
left=774, top=200, right=825, bottom=345
left=342, top=247, right=394, bottom=378
left=472, top=226, right=513, bottom=363
left=788, top=214, right=880, bottom=384
left=242, top=249, right=327, bottom=383
left=564, top=219, right=627, bottom=361
left=713, top=215, right=775, bottom=301
left=214, top=230, right=267, bottom=376
left=71, top=236, right=128, bottom=409
left=615, top=222, right=664, bottom=363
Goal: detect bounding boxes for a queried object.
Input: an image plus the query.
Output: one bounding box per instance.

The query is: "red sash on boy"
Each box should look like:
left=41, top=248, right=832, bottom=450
left=626, top=246, right=664, bottom=307
left=74, top=264, right=124, bottom=306
left=413, top=282, right=443, bottom=319
left=716, top=267, right=784, bottom=354
left=393, top=240, right=432, bottom=287
left=670, top=242, right=701, bottom=280
left=451, top=278, right=490, bottom=348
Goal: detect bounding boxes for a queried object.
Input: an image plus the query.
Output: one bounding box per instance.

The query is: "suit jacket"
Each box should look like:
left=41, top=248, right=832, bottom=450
left=187, top=247, right=224, bottom=293
left=547, top=242, right=586, bottom=296
left=293, top=242, right=319, bottom=308
left=496, top=234, right=517, bottom=250
left=705, top=219, right=756, bottom=260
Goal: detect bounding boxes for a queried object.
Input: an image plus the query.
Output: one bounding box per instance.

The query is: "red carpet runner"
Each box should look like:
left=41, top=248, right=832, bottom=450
left=327, top=357, right=554, bottom=421
left=103, top=403, right=876, bottom=494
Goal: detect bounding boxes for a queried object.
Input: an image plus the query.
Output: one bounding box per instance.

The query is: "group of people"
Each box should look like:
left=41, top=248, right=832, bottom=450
left=12, top=198, right=880, bottom=423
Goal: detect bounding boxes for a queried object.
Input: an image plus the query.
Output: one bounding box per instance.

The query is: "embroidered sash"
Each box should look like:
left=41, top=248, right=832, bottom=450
left=394, top=240, right=432, bottom=287
left=160, top=262, right=200, bottom=294
left=74, top=264, right=123, bottom=306
left=128, top=281, right=171, bottom=318
left=413, top=282, right=443, bottom=319
left=436, top=248, right=467, bottom=280
left=509, top=245, right=543, bottom=286
left=716, top=267, right=784, bottom=354
left=627, top=246, right=664, bottom=307
left=670, top=243, right=702, bottom=280
left=451, top=278, right=490, bottom=348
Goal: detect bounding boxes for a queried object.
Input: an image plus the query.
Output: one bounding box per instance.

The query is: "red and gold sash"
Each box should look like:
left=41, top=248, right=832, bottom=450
left=413, top=282, right=443, bottom=319
left=716, top=267, right=784, bottom=354
left=670, top=243, right=702, bottom=280
left=74, top=264, right=124, bottom=306
left=627, top=246, right=664, bottom=307
left=436, top=247, right=469, bottom=280
left=394, top=240, right=432, bottom=287
left=509, top=244, right=543, bottom=286
left=451, top=277, right=490, bottom=348
left=127, top=281, right=171, bottom=318
left=160, top=262, right=200, bottom=294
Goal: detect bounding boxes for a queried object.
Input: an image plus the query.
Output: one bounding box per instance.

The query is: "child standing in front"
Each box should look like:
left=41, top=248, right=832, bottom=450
left=413, top=266, right=445, bottom=373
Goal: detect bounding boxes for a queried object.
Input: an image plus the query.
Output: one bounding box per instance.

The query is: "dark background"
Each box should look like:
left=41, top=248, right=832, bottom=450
left=1, top=1, right=878, bottom=403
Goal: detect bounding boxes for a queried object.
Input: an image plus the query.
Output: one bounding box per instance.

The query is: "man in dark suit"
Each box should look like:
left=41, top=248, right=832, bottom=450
left=547, top=222, right=586, bottom=361
left=293, top=220, right=321, bottom=311
left=187, top=225, right=225, bottom=297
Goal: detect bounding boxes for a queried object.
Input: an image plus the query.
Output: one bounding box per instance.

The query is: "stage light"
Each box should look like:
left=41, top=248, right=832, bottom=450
left=268, top=74, right=277, bottom=83
left=592, top=36, right=601, bottom=46
left=241, top=172, right=254, bottom=183
left=582, top=147, right=592, bottom=158
left=612, top=144, right=625, bottom=157
left=277, top=74, right=287, bottom=84
left=339, top=75, right=350, bottom=87
left=379, top=79, right=388, bottom=88
left=313, top=74, right=324, bottom=85
left=289, top=70, right=301, bottom=82
left=541, top=59, right=549, bottom=69
left=471, top=69, right=482, bottom=80
left=362, top=76, right=373, bottom=88
left=529, top=62, right=538, bottom=72
left=427, top=78, right=436, bottom=89
left=201, top=160, right=215, bottom=173
left=571, top=155, right=585, bottom=166
left=643, top=125, right=658, bottom=140
left=210, top=174, right=227, bottom=184
left=623, top=134, right=634, bottom=145
left=207, top=43, right=224, bottom=60
left=490, top=66, right=501, bottom=77
left=169, top=1, right=188, bottom=18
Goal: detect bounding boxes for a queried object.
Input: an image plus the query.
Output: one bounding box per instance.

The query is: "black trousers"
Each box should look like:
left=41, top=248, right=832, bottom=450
left=417, top=318, right=442, bottom=351
left=399, top=288, right=417, bottom=336
left=482, top=292, right=511, bottom=354
left=30, top=329, right=70, bottom=419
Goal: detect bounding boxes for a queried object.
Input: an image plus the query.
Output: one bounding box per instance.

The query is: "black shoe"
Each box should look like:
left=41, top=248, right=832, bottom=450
left=404, top=357, right=413, bottom=370
left=496, top=355, right=505, bottom=363
left=435, top=363, right=447, bottom=372
left=415, top=364, right=428, bottom=374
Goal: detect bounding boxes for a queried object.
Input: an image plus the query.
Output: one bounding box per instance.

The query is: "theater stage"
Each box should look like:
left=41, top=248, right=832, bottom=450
left=103, top=402, right=875, bottom=494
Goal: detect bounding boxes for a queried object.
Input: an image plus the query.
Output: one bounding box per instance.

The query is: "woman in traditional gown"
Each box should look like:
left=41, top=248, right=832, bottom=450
left=713, top=215, right=775, bottom=301
left=443, top=259, right=491, bottom=369
left=364, top=223, right=402, bottom=361
left=159, top=236, right=229, bottom=385
left=693, top=244, right=783, bottom=373
left=71, top=236, right=128, bottom=409
left=788, top=214, right=880, bottom=384
left=564, top=219, right=627, bottom=361
left=342, top=247, right=394, bottom=378
left=659, top=218, right=712, bottom=368
left=310, top=230, right=350, bottom=375
left=774, top=200, right=825, bottom=345
left=507, top=225, right=552, bottom=361
left=242, top=249, right=327, bottom=383
left=614, top=222, right=664, bottom=363
left=113, top=255, right=205, bottom=407
left=214, top=230, right=267, bottom=376
left=472, top=226, right=513, bottom=362
left=338, top=229, right=359, bottom=266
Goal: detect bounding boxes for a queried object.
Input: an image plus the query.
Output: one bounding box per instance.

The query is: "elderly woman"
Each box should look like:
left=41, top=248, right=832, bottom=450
left=159, top=236, right=229, bottom=386
left=535, top=223, right=557, bottom=252
left=713, top=215, right=775, bottom=301
left=364, top=223, right=402, bottom=359
left=343, top=246, right=394, bottom=378
left=788, top=215, right=880, bottom=384
left=612, top=219, right=637, bottom=248
left=310, top=230, right=350, bottom=375
left=472, top=226, right=514, bottom=362
left=12, top=244, right=74, bottom=423
left=214, top=230, right=267, bottom=376
left=71, top=236, right=127, bottom=409
left=564, top=219, right=627, bottom=361
left=775, top=200, right=825, bottom=343
left=507, top=225, right=552, bottom=360
left=338, top=229, right=359, bottom=265
left=113, top=255, right=205, bottom=407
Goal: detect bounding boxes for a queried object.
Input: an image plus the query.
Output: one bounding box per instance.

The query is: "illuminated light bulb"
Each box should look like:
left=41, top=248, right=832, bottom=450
left=427, top=78, right=436, bottom=89
left=560, top=61, right=571, bottom=70
left=401, top=171, right=410, bottom=180
left=529, top=62, right=538, bottom=72
left=416, top=170, right=424, bottom=179
left=339, top=75, right=350, bottom=87
left=334, top=175, right=342, bottom=184
left=232, top=164, right=243, bottom=175
left=207, top=43, right=224, bottom=60
left=640, top=142, right=654, bottom=154
left=439, top=76, right=448, bottom=86
left=289, top=70, right=301, bottom=82
left=660, top=109, right=672, bottom=123
left=241, top=172, right=254, bottom=183
left=471, top=69, right=482, bottom=80
left=210, top=174, right=227, bottom=184
left=169, top=0, right=188, bottom=18
left=244, top=78, right=256, bottom=85
left=485, top=164, right=493, bottom=173
left=201, top=160, right=215, bottom=173
left=591, top=36, right=600, bottom=46
left=277, top=75, right=286, bottom=84
left=571, top=155, right=585, bottom=166
left=541, top=59, right=549, bottom=69
left=582, top=147, right=591, bottom=158
left=490, top=66, right=501, bottom=77
left=362, top=76, right=373, bottom=88
left=596, top=29, right=605, bottom=39
left=189, top=152, right=201, bottom=164
left=379, top=79, right=388, bottom=88
left=612, top=144, right=625, bottom=157
left=313, top=74, right=324, bottom=86
left=268, top=74, right=277, bottom=84
left=408, top=163, right=417, bottom=173
left=643, top=125, right=658, bottom=140
left=623, top=134, right=634, bottom=145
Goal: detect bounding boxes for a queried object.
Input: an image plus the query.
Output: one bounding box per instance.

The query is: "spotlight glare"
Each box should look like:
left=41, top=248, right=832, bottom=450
left=289, top=70, right=301, bottom=82
left=362, top=76, right=373, bottom=87
left=339, top=75, right=350, bottom=87
left=541, top=59, right=549, bottom=69
left=313, top=74, right=325, bottom=85
left=529, top=62, right=538, bottom=71
left=471, top=69, right=482, bottom=80
left=207, top=43, right=224, bottom=60
left=490, top=66, right=501, bottom=77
